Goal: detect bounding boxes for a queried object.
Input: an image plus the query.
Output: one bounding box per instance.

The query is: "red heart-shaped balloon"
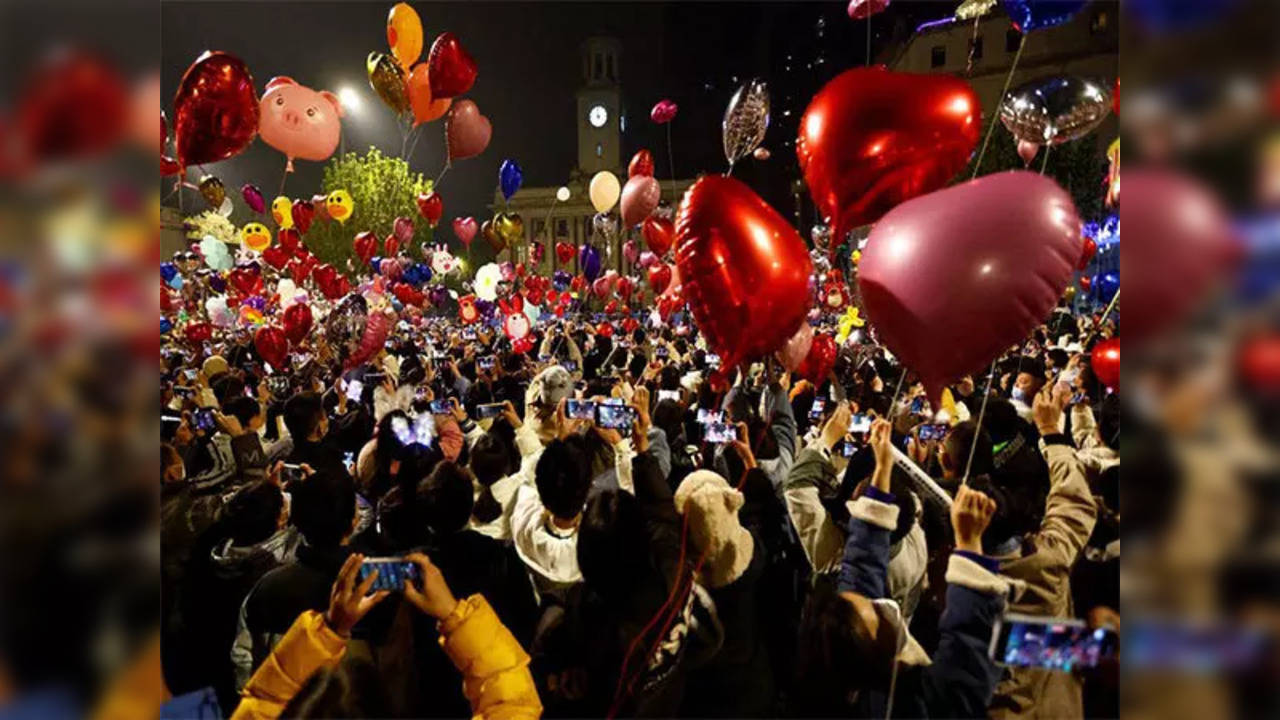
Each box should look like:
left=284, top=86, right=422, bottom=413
left=172, top=51, right=259, bottom=170
left=795, top=333, right=837, bottom=384
left=798, top=66, right=980, bottom=258
left=596, top=322, right=614, bottom=338
left=353, top=231, right=378, bottom=264
left=675, top=175, right=812, bottom=373
left=452, top=216, right=478, bottom=246
left=427, top=32, right=478, bottom=99
left=228, top=264, right=262, bottom=296
left=647, top=264, right=672, bottom=295
left=254, top=325, right=289, bottom=371
left=555, top=241, right=575, bottom=265
left=858, top=171, right=1079, bottom=399
left=385, top=234, right=400, bottom=258
left=312, top=262, right=338, bottom=292
left=291, top=199, right=314, bottom=235
left=629, top=149, right=654, bottom=178
left=571, top=275, right=587, bottom=293
left=642, top=216, right=675, bottom=257
left=281, top=302, right=312, bottom=344
left=185, top=321, right=213, bottom=344
left=525, top=286, right=544, bottom=305
left=416, top=191, right=444, bottom=226
left=621, top=316, right=639, bottom=333
left=1090, top=338, right=1120, bottom=390
left=616, top=275, right=634, bottom=301
left=1078, top=236, right=1097, bottom=270
left=262, top=245, right=291, bottom=270
left=604, top=299, right=619, bottom=314
left=287, top=254, right=317, bottom=283
left=445, top=100, right=491, bottom=162
left=277, top=228, right=301, bottom=256
left=1079, top=276, right=1092, bottom=291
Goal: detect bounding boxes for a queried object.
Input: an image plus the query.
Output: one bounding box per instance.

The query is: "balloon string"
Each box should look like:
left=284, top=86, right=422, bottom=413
left=970, top=33, right=1025, bottom=180
left=1081, top=289, right=1121, bottom=348
left=406, top=125, right=424, bottom=163
left=886, top=370, right=908, bottom=422
left=866, top=13, right=872, bottom=66
left=961, top=360, right=998, bottom=486
left=1039, top=144, right=1052, bottom=175
left=434, top=162, right=451, bottom=188
left=666, top=123, right=677, bottom=203
left=964, top=17, right=981, bottom=76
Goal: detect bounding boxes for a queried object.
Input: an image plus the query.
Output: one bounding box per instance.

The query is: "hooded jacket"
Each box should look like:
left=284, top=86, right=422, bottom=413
left=229, top=595, right=542, bottom=720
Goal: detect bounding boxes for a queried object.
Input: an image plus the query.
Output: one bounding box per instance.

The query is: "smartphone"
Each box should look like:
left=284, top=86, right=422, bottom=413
left=917, top=423, right=950, bottom=442
left=848, top=413, right=872, bottom=434
left=463, top=328, right=476, bottom=340
left=194, top=408, right=216, bottom=432
left=704, top=422, right=738, bottom=444
left=538, top=354, right=553, bottom=363
left=430, top=398, right=455, bottom=415
left=990, top=614, right=1118, bottom=672
left=565, top=399, right=596, bottom=420
left=343, top=451, right=355, bottom=470
left=183, top=368, right=198, bottom=381
left=596, top=403, right=637, bottom=431
left=291, top=353, right=312, bottom=369
left=281, top=463, right=304, bottom=484
left=161, top=414, right=182, bottom=432
left=656, top=346, right=669, bottom=358
left=1069, top=392, right=1087, bottom=406
left=909, top=396, right=925, bottom=414
left=267, top=376, right=291, bottom=398
left=697, top=408, right=725, bottom=425
left=657, top=389, right=680, bottom=403
left=476, top=403, right=505, bottom=419
left=706, top=354, right=721, bottom=369
left=173, top=385, right=195, bottom=397
left=357, top=557, right=420, bottom=592
left=562, top=360, right=578, bottom=372
left=343, top=379, right=364, bottom=403
left=809, top=397, right=826, bottom=421
left=478, top=355, right=496, bottom=371
left=840, top=439, right=860, bottom=457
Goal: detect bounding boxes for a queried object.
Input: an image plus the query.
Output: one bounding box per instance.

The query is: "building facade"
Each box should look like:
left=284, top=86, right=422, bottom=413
left=493, top=36, right=694, bottom=277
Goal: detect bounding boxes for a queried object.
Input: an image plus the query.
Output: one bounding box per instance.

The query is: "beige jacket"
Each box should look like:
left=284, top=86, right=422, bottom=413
left=989, top=443, right=1098, bottom=720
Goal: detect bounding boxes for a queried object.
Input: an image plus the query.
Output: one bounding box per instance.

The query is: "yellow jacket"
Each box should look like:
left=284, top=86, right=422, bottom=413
left=231, top=594, right=543, bottom=720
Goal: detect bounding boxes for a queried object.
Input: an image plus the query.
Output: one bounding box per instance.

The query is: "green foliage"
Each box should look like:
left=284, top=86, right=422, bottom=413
left=306, top=148, right=435, bottom=269
left=964, top=121, right=1110, bottom=222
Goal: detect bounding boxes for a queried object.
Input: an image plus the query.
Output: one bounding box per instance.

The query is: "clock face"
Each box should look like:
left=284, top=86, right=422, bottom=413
left=588, top=104, right=608, bottom=128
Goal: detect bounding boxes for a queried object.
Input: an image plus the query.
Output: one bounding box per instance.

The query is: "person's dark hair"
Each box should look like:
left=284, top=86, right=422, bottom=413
left=373, top=410, right=410, bottom=473
left=627, top=353, right=647, bottom=381
left=651, top=399, right=685, bottom=447
left=886, top=472, right=917, bottom=547
left=280, top=657, right=391, bottom=718
left=964, top=474, right=1025, bottom=550
left=725, top=390, right=751, bottom=424
left=1096, top=394, right=1120, bottom=451
left=658, top=365, right=681, bottom=391
left=224, top=481, right=284, bottom=546
left=943, top=420, right=994, bottom=477
left=1016, top=355, right=1047, bottom=383
left=417, top=461, right=474, bottom=536
left=469, top=433, right=509, bottom=523
left=794, top=582, right=881, bottom=716
left=222, top=396, right=263, bottom=429
left=161, top=443, right=181, bottom=475
left=284, top=391, right=326, bottom=441
left=291, top=471, right=356, bottom=548
left=1047, top=348, right=1069, bottom=371
left=982, top=399, right=1025, bottom=445
left=535, top=437, right=591, bottom=520
left=209, top=372, right=243, bottom=407
left=578, top=489, right=646, bottom=599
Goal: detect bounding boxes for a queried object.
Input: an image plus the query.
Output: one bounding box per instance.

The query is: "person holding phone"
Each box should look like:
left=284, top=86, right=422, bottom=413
left=229, top=553, right=541, bottom=720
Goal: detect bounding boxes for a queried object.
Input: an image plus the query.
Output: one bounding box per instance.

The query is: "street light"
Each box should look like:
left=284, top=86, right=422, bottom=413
left=338, top=87, right=363, bottom=115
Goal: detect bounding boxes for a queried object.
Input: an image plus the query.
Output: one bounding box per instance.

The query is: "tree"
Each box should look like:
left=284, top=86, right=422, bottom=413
left=305, top=148, right=435, bottom=269
left=964, top=121, right=1109, bottom=222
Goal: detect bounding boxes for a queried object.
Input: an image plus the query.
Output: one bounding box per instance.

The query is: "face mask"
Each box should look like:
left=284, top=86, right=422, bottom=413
left=1011, top=387, right=1028, bottom=403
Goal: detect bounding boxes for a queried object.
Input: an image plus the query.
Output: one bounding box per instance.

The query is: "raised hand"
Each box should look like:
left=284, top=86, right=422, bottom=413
left=325, top=554, right=390, bottom=637
left=951, top=485, right=997, bottom=554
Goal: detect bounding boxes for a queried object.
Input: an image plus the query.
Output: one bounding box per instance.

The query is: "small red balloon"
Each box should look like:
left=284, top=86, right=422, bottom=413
left=1239, top=334, right=1280, bottom=391
left=171, top=51, right=260, bottom=171
left=795, top=332, right=837, bottom=384
left=641, top=216, right=675, bottom=257
left=426, top=32, right=478, bottom=99
left=555, top=241, right=575, bottom=265
left=291, top=199, right=315, bottom=235
left=1090, top=338, right=1120, bottom=390
left=281, top=302, right=313, bottom=344
left=629, top=149, right=654, bottom=178
left=277, top=228, right=301, bottom=256
left=353, top=231, right=378, bottom=264
left=262, top=245, right=291, bottom=270
left=228, top=264, right=262, bottom=296
left=185, top=321, right=213, bottom=344
left=385, top=234, right=400, bottom=258
left=416, top=191, right=444, bottom=226
left=647, top=263, right=673, bottom=295
left=596, top=322, right=614, bottom=338
left=1079, top=276, right=1092, bottom=292
left=1078, top=236, right=1097, bottom=270
left=254, top=325, right=289, bottom=371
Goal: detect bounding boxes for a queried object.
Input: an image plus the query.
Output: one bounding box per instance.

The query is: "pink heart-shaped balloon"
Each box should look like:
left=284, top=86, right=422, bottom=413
left=446, top=99, right=491, bottom=162
left=393, top=215, right=415, bottom=244
left=623, top=239, right=640, bottom=265
left=453, top=216, right=478, bottom=246
left=650, top=99, right=678, bottom=124
left=858, top=171, right=1079, bottom=399
left=621, top=175, right=662, bottom=227
left=638, top=250, right=658, bottom=269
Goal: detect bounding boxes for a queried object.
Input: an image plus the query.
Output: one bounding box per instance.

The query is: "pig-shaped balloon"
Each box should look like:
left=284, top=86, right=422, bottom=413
left=259, top=77, right=344, bottom=172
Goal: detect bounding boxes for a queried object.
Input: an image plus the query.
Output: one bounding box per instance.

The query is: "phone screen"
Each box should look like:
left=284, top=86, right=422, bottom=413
left=596, top=404, right=637, bottom=431
left=848, top=413, right=872, bottom=434
left=656, top=346, right=669, bottom=357
left=841, top=439, right=859, bottom=457
left=565, top=399, right=595, bottom=420
left=478, top=356, right=496, bottom=371
left=357, top=557, right=420, bottom=592
left=917, top=423, right=949, bottom=442
left=194, top=408, right=216, bottom=432
left=697, top=408, right=725, bottom=425
left=909, top=396, right=925, bottom=414
left=657, top=389, right=680, bottom=403
left=809, top=397, right=826, bottom=421
left=705, top=422, right=737, bottom=444
left=706, top=354, right=721, bottom=369
left=992, top=615, right=1118, bottom=672
left=476, top=403, right=505, bottom=419
left=183, top=369, right=198, bottom=381
left=562, top=360, right=578, bottom=372
left=344, top=379, right=364, bottom=403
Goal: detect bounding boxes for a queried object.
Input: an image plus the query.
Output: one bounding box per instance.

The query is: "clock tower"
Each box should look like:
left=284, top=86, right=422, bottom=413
left=576, top=37, right=622, bottom=174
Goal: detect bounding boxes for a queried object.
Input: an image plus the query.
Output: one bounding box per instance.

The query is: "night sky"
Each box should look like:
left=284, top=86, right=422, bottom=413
left=161, top=1, right=951, bottom=230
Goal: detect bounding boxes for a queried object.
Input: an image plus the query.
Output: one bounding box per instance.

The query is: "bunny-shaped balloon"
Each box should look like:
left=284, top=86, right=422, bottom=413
left=430, top=244, right=459, bottom=276
left=498, top=294, right=534, bottom=354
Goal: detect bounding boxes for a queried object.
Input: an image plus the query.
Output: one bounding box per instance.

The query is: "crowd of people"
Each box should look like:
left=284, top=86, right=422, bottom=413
left=160, top=256, right=1120, bottom=719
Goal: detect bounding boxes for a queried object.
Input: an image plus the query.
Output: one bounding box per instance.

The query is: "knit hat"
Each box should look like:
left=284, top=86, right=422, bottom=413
left=202, top=354, right=229, bottom=377
left=673, top=470, right=754, bottom=589
left=531, top=365, right=574, bottom=407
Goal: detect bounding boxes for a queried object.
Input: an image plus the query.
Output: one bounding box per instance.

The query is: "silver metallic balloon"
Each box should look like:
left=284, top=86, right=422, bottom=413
left=999, top=75, right=1112, bottom=146
left=593, top=212, right=618, bottom=244
left=722, top=78, right=770, bottom=168
left=954, top=0, right=998, bottom=20
left=811, top=223, right=831, bottom=251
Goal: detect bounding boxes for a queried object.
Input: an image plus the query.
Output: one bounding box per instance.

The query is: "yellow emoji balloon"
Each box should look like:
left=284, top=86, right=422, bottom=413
left=326, top=189, right=354, bottom=225
left=271, top=196, right=293, bottom=229
left=387, top=2, right=424, bottom=70
left=241, top=223, right=272, bottom=252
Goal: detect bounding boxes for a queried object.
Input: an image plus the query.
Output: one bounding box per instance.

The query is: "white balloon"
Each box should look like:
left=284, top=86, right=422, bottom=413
left=588, top=171, right=621, bottom=213
left=218, top=197, right=234, bottom=217
left=556, top=186, right=571, bottom=202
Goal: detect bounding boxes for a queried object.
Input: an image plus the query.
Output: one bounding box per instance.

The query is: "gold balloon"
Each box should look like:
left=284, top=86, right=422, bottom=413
left=1063, top=285, right=1078, bottom=302
left=386, top=2, right=424, bottom=70
left=955, top=0, right=998, bottom=20
left=199, top=175, right=225, bottom=209
left=241, top=222, right=271, bottom=252
left=481, top=219, right=504, bottom=253
left=722, top=78, right=770, bottom=168
left=326, top=189, right=354, bottom=225
left=494, top=212, right=525, bottom=246
left=366, top=51, right=410, bottom=116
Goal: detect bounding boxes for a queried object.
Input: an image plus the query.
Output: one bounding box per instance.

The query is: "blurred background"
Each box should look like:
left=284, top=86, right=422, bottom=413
left=3, top=0, right=1280, bottom=717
